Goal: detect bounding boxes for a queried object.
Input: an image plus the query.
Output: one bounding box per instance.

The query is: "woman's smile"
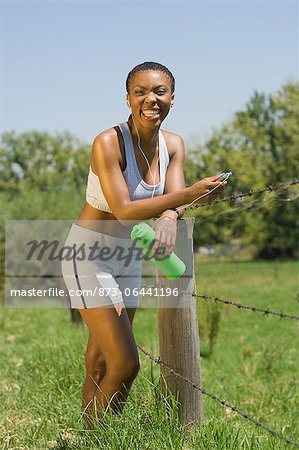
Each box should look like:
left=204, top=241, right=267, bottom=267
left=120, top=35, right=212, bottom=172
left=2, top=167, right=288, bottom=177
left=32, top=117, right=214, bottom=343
left=141, top=108, right=161, bottom=120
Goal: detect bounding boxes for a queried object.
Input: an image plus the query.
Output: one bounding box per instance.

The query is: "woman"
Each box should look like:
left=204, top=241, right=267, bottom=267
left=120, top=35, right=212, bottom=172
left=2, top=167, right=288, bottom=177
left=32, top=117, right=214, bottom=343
left=62, top=61, right=226, bottom=425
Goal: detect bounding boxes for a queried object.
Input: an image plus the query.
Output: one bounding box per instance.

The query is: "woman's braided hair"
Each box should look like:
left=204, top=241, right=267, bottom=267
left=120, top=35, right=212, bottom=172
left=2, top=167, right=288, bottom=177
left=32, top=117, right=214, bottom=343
left=126, top=62, right=175, bottom=94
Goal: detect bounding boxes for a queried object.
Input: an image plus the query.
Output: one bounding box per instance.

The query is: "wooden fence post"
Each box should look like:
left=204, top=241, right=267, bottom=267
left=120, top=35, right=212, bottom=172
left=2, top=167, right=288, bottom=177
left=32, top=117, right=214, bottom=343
left=157, top=217, right=204, bottom=427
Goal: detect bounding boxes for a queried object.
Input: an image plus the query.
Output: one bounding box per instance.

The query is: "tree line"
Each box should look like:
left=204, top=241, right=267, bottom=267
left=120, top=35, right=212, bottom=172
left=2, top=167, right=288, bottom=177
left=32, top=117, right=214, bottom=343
left=1, top=81, right=298, bottom=259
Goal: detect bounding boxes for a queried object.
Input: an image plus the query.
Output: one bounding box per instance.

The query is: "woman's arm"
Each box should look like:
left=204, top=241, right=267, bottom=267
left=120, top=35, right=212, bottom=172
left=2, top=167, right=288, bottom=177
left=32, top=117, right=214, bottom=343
left=161, top=132, right=186, bottom=219
left=92, top=129, right=223, bottom=221
left=92, top=130, right=190, bottom=221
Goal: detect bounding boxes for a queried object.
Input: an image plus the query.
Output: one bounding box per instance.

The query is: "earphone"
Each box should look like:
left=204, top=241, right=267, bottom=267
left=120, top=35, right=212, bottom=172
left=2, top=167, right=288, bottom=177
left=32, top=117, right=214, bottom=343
left=131, top=114, right=159, bottom=199
left=175, top=174, right=232, bottom=212
left=127, top=97, right=174, bottom=198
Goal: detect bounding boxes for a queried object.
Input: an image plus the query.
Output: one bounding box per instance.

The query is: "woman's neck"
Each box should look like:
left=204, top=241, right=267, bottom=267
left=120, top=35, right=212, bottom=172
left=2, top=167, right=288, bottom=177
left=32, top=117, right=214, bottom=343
left=127, top=115, right=160, bottom=152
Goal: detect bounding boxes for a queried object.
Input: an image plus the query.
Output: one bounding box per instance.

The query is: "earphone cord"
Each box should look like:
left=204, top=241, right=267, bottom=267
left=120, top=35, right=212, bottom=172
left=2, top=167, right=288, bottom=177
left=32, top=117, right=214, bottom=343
left=131, top=115, right=159, bottom=199
left=130, top=115, right=223, bottom=211
left=175, top=180, right=226, bottom=212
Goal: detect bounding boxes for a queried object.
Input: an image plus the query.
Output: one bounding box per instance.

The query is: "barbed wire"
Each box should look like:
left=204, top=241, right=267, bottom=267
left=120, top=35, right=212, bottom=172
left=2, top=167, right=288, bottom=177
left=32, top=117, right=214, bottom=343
left=140, top=282, right=299, bottom=321
left=192, top=292, right=299, bottom=321
left=189, top=186, right=296, bottom=224
left=187, top=179, right=299, bottom=211
left=136, top=179, right=299, bottom=448
left=137, top=344, right=299, bottom=449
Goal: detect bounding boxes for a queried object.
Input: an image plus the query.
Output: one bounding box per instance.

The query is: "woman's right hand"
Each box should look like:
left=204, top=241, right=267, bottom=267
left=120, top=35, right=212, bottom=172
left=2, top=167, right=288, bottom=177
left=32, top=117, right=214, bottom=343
left=188, top=174, right=227, bottom=204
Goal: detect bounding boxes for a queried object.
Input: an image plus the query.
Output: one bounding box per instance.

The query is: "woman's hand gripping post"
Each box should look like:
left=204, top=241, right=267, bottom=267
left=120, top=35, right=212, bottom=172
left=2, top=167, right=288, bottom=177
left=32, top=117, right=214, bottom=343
left=151, top=209, right=178, bottom=260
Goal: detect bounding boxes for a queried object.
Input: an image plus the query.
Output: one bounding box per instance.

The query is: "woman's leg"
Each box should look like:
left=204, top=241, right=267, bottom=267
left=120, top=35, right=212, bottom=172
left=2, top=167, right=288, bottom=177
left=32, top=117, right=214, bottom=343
left=82, top=308, right=137, bottom=417
left=79, top=307, right=138, bottom=425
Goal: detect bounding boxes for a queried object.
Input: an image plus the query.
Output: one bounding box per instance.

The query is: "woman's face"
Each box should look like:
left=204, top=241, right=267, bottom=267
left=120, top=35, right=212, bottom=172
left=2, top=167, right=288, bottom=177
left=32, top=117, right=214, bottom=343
left=126, top=70, right=174, bottom=128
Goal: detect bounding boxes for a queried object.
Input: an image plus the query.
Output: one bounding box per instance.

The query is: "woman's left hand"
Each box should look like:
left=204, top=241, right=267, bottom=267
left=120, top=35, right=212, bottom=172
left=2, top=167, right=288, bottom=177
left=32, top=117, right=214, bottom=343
left=151, top=212, right=178, bottom=259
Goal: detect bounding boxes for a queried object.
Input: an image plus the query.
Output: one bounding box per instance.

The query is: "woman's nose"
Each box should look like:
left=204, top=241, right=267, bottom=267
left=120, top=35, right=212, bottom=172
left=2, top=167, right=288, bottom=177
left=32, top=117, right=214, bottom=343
left=145, top=92, right=157, bottom=104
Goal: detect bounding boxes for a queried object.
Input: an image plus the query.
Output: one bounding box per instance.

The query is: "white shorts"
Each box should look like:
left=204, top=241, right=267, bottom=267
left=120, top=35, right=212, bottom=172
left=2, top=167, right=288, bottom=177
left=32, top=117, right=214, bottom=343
left=61, top=224, right=142, bottom=309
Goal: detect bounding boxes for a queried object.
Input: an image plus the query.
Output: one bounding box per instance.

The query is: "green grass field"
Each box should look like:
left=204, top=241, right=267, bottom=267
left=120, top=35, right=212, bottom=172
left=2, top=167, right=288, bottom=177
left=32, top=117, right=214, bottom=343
left=1, top=260, right=298, bottom=450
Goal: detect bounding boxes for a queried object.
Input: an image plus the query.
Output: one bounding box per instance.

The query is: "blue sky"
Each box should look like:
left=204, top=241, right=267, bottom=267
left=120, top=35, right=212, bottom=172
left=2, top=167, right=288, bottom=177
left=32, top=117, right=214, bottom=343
left=0, top=0, right=298, bottom=147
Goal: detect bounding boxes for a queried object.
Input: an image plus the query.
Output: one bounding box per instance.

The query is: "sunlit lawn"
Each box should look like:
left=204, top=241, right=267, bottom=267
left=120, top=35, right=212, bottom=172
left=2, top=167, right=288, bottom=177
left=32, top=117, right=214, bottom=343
left=1, top=260, right=298, bottom=449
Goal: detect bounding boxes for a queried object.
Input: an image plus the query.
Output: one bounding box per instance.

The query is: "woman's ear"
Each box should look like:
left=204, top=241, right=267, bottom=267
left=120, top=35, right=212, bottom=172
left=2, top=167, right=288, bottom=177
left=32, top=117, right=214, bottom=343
left=170, top=94, right=175, bottom=107
left=126, top=95, right=131, bottom=108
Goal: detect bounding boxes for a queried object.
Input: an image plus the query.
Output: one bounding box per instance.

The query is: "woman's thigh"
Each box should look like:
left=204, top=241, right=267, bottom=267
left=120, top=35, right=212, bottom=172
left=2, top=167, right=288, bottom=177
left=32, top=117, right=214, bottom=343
left=85, top=307, right=137, bottom=362
left=79, top=307, right=138, bottom=369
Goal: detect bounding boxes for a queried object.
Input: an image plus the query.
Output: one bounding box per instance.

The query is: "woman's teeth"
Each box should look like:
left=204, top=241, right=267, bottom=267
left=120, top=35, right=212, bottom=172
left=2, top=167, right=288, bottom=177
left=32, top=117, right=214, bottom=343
left=142, top=110, right=160, bottom=117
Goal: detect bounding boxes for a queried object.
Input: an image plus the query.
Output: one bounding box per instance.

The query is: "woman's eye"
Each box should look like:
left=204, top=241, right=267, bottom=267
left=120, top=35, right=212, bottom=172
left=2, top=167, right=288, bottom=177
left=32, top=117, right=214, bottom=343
left=135, top=90, right=144, bottom=95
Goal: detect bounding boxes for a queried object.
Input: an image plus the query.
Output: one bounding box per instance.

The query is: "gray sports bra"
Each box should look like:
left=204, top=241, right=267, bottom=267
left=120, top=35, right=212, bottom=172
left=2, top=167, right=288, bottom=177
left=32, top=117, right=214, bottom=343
left=85, top=122, right=170, bottom=213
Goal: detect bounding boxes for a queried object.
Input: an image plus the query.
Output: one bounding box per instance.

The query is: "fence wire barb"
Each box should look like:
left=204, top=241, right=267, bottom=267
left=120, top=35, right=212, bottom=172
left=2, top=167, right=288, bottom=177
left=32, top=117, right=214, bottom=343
left=140, top=283, right=299, bottom=321
left=188, top=178, right=299, bottom=211
left=190, top=187, right=297, bottom=224
left=192, top=292, right=299, bottom=321
left=137, top=344, right=299, bottom=449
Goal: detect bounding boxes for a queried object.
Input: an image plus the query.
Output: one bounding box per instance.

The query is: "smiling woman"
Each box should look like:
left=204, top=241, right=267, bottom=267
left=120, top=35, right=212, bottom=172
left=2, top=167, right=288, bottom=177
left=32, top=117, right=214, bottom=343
left=61, top=61, right=226, bottom=426
left=126, top=62, right=175, bottom=126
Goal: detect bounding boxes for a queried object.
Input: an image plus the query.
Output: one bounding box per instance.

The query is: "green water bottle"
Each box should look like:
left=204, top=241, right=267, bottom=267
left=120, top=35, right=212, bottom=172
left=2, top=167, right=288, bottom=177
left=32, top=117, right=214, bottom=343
left=130, top=222, right=186, bottom=280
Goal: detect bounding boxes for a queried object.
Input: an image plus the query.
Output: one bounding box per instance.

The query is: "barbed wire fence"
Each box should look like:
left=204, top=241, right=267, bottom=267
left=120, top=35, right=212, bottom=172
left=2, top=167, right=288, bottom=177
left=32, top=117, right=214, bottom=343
left=190, top=184, right=299, bottom=226
left=192, top=292, right=299, bottom=320
left=136, top=344, right=299, bottom=449
left=182, top=178, right=299, bottom=227
left=140, top=282, right=299, bottom=321
left=138, top=178, right=299, bottom=448
left=190, top=179, right=299, bottom=211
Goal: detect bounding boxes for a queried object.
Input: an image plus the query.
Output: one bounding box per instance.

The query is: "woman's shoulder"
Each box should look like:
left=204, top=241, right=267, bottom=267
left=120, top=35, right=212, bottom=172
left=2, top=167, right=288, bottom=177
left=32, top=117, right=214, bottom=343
left=92, top=126, right=118, bottom=148
left=90, top=127, right=123, bottom=170
left=161, top=130, right=185, bottom=159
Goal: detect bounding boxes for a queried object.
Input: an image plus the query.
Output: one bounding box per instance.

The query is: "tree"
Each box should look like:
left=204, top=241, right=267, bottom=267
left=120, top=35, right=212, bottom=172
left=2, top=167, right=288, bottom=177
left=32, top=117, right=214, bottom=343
left=0, top=130, right=91, bottom=306
left=0, top=130, right=90, bottom=194
left=186, top=81, right=299, bottom=258
left=0, top=130, right=90, bottom=224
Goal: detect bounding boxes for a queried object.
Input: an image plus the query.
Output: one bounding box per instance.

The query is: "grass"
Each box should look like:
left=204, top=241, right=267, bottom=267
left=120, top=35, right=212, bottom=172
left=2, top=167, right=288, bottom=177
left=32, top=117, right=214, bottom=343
left=0, top=260, right=298, bottom=449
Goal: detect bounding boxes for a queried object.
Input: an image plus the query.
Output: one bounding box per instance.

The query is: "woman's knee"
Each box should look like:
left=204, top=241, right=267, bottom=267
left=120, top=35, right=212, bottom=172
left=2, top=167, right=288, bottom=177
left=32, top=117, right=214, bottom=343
left=85, top=348, right=106, bottom=378
left=109, top=354, right=140, bottom=382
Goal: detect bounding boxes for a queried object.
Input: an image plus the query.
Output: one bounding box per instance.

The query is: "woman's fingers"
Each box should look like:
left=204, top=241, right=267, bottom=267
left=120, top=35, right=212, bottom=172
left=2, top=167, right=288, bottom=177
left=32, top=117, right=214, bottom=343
left=152, top=239, right=171, bottom=256
left=206, top=181, right=227, bottom=192
left=208, top=174, right=223, bottom=182
left=151, top=217, right=178, bottom=258
left=152, top=236, right=175, bottom=258
left=166, top=230, right=177, bottom=252
left=166, top=233, right=172, bottom=249
left=114, top=301, right=124, bottom=317
left=209, top=179, right=224, bottom=186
